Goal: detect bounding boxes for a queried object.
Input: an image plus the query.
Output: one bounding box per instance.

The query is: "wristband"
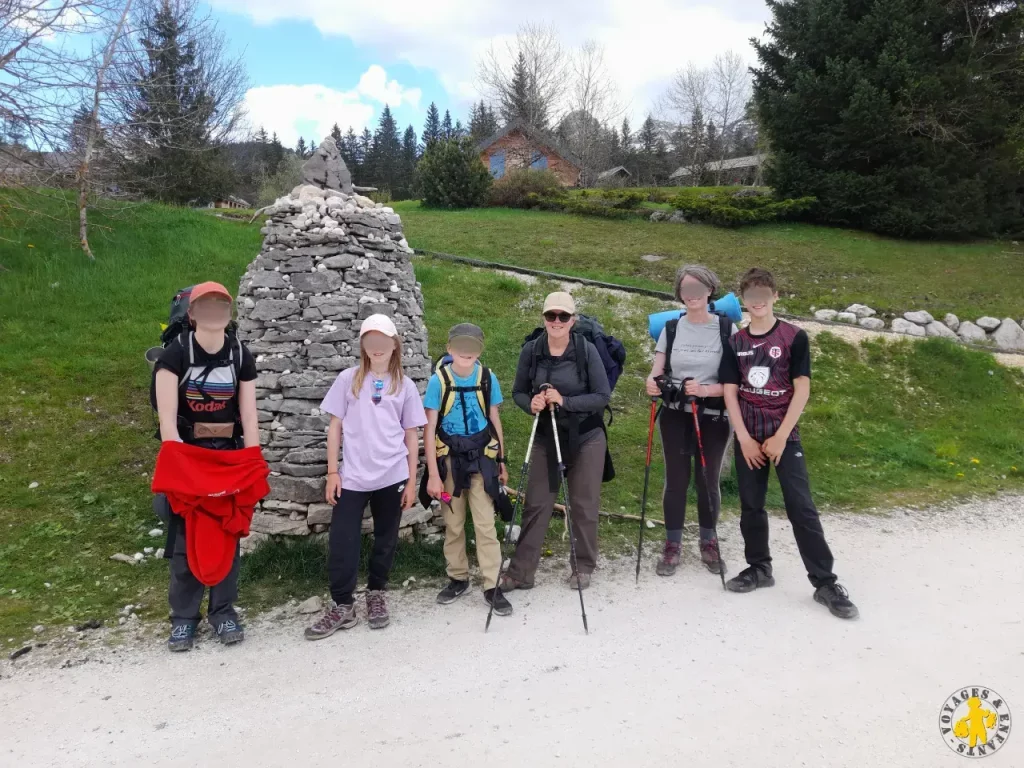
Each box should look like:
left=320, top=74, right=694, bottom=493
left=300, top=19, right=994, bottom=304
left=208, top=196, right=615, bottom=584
left=496, top=457, right=506, bottom=464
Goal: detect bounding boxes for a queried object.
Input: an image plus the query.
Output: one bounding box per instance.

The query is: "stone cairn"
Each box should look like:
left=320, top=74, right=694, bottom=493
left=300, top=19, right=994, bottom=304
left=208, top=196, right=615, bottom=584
left=235, top=140, right=443, bottom=549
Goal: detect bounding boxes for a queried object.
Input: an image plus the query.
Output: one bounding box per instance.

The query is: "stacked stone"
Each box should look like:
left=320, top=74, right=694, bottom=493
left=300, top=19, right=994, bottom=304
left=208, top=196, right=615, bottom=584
left=235, top=179, right=439, bottom=545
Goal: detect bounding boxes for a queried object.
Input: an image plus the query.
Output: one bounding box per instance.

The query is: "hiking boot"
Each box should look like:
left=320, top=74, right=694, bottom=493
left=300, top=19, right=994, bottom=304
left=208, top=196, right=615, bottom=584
left=725, top=565, right=775, bottom=593
left=436, top=579, right=470, bottom=605
left=366, top=590, right=389, bottom=629
left=656, top=542, right=682, bottom=576
left=814, top=583, right=859, bottom=619
left=498, top=574, right=534, bottom=591
left=304, top=602, right=358, bottom=640
left=215, top=619, right=245, bottom=646
left=700, top=539, right=726, bottom=575
left=168, top=622, right=196, bottom=652
left=568, top=571, right=591, bottom=591
left=484, top=588, right=513, bottom=617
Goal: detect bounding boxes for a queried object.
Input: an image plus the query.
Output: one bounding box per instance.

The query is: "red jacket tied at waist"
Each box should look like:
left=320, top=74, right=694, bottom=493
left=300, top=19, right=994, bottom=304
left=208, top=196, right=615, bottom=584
left=152, top=442, right=270, bottom=587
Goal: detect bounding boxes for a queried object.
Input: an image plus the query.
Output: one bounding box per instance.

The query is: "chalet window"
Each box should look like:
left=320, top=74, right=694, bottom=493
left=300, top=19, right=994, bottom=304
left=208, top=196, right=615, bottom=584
left=530, top=151, right=548, bottom=170
left=490, top=150, right=506, bottom=179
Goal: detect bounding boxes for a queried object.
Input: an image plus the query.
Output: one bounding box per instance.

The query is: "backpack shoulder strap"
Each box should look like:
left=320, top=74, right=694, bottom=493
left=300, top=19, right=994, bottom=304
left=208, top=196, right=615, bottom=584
left=480, top=365, right=492, bottom=415
left=718, top=313, right=732, bottom=350
left=438, top=365, right=455, bottom=417
left=574, top=333, right=591, bottom=389
left=663, top=319, right=679, bottom=382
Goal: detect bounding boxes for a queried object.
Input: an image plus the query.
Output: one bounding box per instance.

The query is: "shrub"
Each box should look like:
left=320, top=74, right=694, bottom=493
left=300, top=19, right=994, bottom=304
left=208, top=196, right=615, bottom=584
left=670, top=189, right=817, bottom=227
left=417, top=138, right=492, bottom=209
left=488, top=169, right=565, bottom=208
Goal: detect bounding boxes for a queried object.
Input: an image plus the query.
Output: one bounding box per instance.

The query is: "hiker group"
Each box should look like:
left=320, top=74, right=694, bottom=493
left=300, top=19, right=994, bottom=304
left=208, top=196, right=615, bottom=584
left=149, top=264, right=858, bottom=652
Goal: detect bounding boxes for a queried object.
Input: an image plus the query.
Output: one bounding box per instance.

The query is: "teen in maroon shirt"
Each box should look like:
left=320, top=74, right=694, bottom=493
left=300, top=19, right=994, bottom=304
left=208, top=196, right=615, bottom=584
left=719, top=268, right=858, bottom=619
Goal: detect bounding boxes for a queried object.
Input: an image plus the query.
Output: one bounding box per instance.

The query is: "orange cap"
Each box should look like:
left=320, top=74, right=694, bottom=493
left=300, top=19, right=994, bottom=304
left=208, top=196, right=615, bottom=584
left=189, top=281, right=233, bottom=303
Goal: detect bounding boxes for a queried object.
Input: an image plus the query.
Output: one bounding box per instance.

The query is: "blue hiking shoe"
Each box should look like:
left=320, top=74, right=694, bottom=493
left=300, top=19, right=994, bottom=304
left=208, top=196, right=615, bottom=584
left=168, top=622, right=196, bottom=652
left=215, top=619, right=245, bottom=645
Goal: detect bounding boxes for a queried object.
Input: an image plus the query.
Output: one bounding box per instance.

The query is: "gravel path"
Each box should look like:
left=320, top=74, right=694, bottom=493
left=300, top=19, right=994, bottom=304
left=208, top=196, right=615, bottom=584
left=2, top=496, right=1022, bottom=767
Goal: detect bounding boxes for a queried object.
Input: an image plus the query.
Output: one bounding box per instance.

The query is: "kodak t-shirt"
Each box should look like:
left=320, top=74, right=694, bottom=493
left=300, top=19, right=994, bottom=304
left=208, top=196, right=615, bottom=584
left=719, top=319, right=811, bottom=442
left=154, top=333, right=257, bottom=425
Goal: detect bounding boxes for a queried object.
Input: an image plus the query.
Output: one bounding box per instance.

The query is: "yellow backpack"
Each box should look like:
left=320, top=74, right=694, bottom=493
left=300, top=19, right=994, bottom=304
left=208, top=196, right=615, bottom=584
left=434, top=359, right=500, bottom=460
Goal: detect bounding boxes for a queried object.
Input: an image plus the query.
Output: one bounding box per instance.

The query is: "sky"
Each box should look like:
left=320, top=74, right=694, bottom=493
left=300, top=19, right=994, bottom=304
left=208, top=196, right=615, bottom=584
left=207, top=0, right=773, bottom=149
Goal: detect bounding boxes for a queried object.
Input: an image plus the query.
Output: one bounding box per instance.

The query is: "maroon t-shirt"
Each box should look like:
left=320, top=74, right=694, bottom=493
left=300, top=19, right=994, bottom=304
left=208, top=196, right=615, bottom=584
left=719, top=319, right=811, bottom=442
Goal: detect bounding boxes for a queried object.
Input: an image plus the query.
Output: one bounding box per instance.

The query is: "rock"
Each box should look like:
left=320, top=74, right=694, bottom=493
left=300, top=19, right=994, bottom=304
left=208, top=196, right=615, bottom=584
left=240, top=531, right=269, bottom=554
left=957, top=321, right=987, bottom=343
left=250, top=272, right=288, bottom=290
left=297, top=595, right=324, bottom=615
left=990, top=318, right=1024, bottom=351
left=249, top=512, right=310, bottom=536
left=845, top=304, right=876, bottom=318
left=267, top=475, right=324, bottom=504
left=290, top=272, right=343, bottom=294
left=667, top=211, right=687, bottom=224
left=109, top=553, right=137, bottom=565
left=835, top=312, right=857, bottom=324
left=925, top=321, right=958, bottom=340
left=155, top=548, right=164, bottom=558
left=858, top=318, right=885, bottom=330
left=28, top=481, right=39, bottom=489
left=9, top=646, right=31, bottom=661
left=33, top=625, right=45, bottom=634
left=648, top=211, right=668, bottom=222
left=400, top=505, right=433, bottom=527
left=133, top=552, right=144, bottom=561
left=976, top=316, right=1001, bottom=332
left=251, top=299, right=300, bottom=321
left=301, top=139, right=353, bottom=193
left=641, top=254, right=664, bottom=262
left=306, top=504, right=334, bottom=525
left=74, top=618, right=103, bottom=632
left=891, top=318, right=927, bottom=337
left=943, top=313, right=960, bottom=332
left=143, top=547, right=154, bottom=555
left=813, top=309, right=838, bottom=321
left=903, top=310, right=933, bottom=325
left=149, top=528, right=163, bottom=537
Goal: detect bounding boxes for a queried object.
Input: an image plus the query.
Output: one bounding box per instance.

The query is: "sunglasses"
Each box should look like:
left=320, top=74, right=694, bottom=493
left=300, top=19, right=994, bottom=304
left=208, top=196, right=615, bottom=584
left=372, top=378, right=384, bottom=405
left=544, top=311, right=573, bottom=323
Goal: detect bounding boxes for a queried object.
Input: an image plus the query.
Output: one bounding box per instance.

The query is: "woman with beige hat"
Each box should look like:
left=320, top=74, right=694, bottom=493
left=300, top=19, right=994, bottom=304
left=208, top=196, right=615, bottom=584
left=500, top=292, right=610, bottom=592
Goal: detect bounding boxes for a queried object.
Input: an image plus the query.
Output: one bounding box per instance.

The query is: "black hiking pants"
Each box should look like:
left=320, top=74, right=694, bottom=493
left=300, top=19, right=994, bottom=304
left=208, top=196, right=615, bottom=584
left=168, top=522, right=241, bottom=628
left=734, top=440, right=837, bottom=588
left=328, top=480, right=405, bottom=606
left=659, top=406, right=732, bottom=534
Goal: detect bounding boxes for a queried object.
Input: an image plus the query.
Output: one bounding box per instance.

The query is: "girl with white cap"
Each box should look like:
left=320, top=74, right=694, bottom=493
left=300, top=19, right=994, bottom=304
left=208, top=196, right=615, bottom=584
left=305, top=313, right=427, bottom=639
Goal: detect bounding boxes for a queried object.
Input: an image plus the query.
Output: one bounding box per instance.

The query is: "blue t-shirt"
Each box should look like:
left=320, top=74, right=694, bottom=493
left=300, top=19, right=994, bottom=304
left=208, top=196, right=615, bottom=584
left=423, top=363, right=503, bottom=436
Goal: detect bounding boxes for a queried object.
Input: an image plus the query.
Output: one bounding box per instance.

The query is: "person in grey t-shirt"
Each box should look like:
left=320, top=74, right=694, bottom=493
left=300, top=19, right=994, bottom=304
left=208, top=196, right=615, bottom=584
left=645, top=264, right=735, bottom=579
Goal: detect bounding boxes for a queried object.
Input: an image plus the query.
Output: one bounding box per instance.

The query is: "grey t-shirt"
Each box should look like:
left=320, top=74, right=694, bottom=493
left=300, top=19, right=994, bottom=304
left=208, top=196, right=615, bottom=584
left=655, top=316, right=732, bottom=410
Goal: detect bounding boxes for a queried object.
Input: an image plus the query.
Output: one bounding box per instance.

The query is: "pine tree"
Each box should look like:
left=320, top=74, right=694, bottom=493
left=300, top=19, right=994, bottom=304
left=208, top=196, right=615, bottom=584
left=608, top=127, right=621, bottom=167
left=330, top=123, right=343, bottom=150
left=400, top=125, right=418, bottom=199
left=501, top=52, right=546, bottom=128
left=637, top=115, right=658, bottom=185
left=753, top=0, right=1024, bottom=237
left=295, top=137, right=307, bottom=158
left=422, top=102, right=442, bottom=148
left=441, top=109, right=453, bottom=140
left=128, top=1, right=233, bottom=203
left=269, top=132, right=284, bottom=172
left=469, top=101, right=499, bottom=141
left=369, top=105, right=402, bottom=193
left=453, top=119, right=465, bottom=139
left=357, top=127, right=373, bottom=181
left=687, top=106, right=709, bottom=186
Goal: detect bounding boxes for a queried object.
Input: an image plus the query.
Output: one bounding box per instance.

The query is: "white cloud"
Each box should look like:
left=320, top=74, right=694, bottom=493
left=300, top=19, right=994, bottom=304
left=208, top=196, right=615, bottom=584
left=213, top=0, right=770, bottom=124
left=240, top=65, right=420, bottom=147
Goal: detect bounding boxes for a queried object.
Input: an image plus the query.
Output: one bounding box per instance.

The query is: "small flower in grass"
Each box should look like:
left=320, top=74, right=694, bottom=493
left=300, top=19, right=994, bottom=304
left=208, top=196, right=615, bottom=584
left=956, top=472, right=965, bottom=478
left=27, top=243, right=34, bottom=248
left=947, top=461, right=955, bottom=466
left=1012, top=466, right=1019, bottom=473
left=970, top=458, right=980, bottom=465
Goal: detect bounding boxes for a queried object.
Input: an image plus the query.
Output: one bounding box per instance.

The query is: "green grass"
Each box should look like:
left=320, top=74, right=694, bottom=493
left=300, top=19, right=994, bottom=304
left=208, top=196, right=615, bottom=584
left=393, top=201, right=1024, bottom=320
left=0, top=190, right=1022, bottom=645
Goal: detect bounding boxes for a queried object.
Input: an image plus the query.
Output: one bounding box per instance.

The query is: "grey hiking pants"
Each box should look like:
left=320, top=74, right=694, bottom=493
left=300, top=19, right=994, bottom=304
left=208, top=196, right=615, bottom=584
left=506, top=429, right=605, bottom=582
left=168, top=522, right=240, bottom=627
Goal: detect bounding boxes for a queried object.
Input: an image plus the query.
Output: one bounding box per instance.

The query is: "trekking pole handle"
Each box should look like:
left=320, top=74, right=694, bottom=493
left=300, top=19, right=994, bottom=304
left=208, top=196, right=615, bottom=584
left=682, top=376, right=698, bottom=405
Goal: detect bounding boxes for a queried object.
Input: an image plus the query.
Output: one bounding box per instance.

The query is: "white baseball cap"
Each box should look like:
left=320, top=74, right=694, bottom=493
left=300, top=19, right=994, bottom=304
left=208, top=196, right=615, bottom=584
left=359, top=313, right=398, bottom=338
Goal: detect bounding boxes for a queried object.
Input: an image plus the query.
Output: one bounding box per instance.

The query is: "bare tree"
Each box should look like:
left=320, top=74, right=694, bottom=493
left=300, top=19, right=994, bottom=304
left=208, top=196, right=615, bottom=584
left=477, top=21, right=569, bottom=131
left=710, top=50, right=752, bottom=184
left=561, top=40, right=623, bottom=185
left=664, top=63, right=712, bottom=185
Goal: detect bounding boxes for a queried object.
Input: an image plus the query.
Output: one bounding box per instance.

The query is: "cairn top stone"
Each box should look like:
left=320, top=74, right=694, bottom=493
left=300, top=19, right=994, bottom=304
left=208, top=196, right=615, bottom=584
left=301, top=139, right=353, bottom=194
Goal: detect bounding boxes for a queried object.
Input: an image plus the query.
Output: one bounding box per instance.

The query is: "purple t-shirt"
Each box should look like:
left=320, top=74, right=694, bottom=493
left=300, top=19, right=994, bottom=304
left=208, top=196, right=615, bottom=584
left=320, top=367, right=427, bottom=492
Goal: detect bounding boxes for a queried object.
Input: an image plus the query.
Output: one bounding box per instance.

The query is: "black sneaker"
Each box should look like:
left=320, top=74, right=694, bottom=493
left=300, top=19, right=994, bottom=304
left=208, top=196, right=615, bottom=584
left=725, top=566, right=775, bottom=593
left=436, top=579, right=470, bottom=605
left=168, top=622, right=196, bottom=652
left=814, top=583, right=859, bottom=619
left=215, top=619, right=245, bottom=645
left=484, top=588, right=513, bottom=616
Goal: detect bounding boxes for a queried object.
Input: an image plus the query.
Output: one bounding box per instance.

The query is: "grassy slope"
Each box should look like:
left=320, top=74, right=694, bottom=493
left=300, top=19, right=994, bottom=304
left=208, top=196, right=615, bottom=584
left=0, top=193, right=1022, bottom=644
left=393, top=201, right=1024, bottom=320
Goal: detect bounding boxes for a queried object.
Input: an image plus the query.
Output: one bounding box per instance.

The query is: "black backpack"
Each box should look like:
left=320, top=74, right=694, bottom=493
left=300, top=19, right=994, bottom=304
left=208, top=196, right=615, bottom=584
left=661, top=313, right=733, bottom=384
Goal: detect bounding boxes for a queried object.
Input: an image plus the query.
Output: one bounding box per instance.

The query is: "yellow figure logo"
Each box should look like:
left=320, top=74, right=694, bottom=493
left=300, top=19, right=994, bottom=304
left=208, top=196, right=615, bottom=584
left=953, top=697, right=999, bottom=748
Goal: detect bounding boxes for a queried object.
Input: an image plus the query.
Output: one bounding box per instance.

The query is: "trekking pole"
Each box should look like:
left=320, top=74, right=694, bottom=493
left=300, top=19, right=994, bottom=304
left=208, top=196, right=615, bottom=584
left=635, top=396, right=660, bottom=584
left=485, top=409, right=541, bottom=632
left=540, top=384, right=589, bottom=635
left=685, top=383, right=727, bottom=591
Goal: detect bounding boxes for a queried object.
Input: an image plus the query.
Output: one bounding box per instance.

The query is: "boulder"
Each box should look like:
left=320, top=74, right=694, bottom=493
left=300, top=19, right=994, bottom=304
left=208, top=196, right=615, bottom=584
left=957, top=321, right=987, bottom=343
left=835, top=312, right=857, bottom=324
left=267, top=475, right=324, bottom=504
left=301, top=139, right=353, bottom=193
left=845, top=303, right=876, bottom=318
left=976, top=316, right=1001, bottom=332
left=925, top=321, right=958, bottom=340
left=989, top=318, right=1024, bottom=351
left=943, top=313, right=960, bottom=332
left=648, top=211, right=668, bottom=222
left=250, top=512, right=310, bottom=536
left=667, top=211, right=687, bottom=224
left=903, top=310, right=933, bottom=326
left=891, top=318, right=926, bottom=337
left=814, top=309, right=838, bottom=321
left=858, top=318, right=885, bottom=330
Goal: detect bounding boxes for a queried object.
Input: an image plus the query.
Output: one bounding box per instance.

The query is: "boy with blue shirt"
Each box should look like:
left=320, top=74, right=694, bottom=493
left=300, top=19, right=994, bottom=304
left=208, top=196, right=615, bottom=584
left=423, top=323, right=512, bottom=616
